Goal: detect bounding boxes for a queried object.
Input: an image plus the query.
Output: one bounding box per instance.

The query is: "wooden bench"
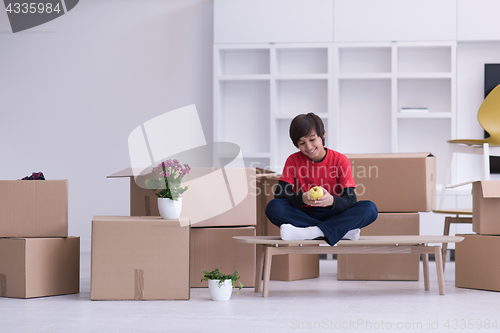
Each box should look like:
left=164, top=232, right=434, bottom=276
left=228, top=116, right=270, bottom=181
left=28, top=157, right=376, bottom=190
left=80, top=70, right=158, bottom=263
left=233, top=235, right=464, bottom=297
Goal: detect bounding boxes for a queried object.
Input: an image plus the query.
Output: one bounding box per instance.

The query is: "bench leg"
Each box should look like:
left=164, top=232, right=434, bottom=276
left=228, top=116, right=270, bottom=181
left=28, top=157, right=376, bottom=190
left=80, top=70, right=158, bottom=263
left=255, top=244, right=265, bottom=293
left=422, top=253, right=430, bottom=291
left=262, top=246, right=273, bottom=297
left=442, top=217, right=452, bottom=271
left=434, top=246, right=445, bottom=295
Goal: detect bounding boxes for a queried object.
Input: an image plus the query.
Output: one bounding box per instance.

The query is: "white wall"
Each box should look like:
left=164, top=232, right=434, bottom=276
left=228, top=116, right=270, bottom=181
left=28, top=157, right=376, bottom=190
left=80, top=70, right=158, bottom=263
left=0, top=0, right=214, bottom=251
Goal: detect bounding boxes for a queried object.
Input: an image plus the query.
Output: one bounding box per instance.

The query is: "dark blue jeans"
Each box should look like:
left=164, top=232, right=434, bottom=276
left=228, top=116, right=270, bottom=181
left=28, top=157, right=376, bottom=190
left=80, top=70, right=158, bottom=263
left=265, top=199, right=378, bottom=246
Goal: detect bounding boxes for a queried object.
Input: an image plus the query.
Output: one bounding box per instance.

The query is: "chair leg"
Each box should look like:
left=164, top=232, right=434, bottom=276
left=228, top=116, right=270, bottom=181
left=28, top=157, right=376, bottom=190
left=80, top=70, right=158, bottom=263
left=442, top=217, right=451, bottom=271
left=439, top=144, right=455, bottom=210
left=483, top=143, right=491, bottom=181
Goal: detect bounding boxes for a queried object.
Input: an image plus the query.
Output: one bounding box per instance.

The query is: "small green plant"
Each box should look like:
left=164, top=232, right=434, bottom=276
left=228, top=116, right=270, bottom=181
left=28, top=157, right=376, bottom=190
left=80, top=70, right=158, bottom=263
left=201, top=268, right=243, bottom=294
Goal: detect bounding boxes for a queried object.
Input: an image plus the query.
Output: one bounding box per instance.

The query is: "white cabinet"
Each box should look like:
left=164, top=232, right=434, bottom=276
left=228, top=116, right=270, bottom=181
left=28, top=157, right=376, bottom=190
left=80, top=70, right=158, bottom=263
left=334, top=42, right=457, bottom=186
left=458, top=0, right=500, bottom=41
left=214, top=0, right=334, bottom=44
left=333, top=0, right=457, bottom=42
left=213, top=44, right=333, bottom=171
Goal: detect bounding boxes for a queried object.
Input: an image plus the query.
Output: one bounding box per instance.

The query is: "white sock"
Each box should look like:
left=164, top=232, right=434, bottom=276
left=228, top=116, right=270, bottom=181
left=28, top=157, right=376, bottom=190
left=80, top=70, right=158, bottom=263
left=342, top=228, right=360, bottom=241
left=280, top=224, right=324, bottom=241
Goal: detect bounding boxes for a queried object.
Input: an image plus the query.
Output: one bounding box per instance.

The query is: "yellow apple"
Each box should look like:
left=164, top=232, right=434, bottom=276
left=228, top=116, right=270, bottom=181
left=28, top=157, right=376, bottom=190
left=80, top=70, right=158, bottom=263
left=309, top=186, right=324, bottom=201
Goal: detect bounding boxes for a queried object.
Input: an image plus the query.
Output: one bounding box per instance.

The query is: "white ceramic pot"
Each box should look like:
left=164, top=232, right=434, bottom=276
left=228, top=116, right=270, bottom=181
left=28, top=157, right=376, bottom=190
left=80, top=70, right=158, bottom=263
left=208, top=279, right=233, bottom=301
left=157, top=197, right=182, bottom=219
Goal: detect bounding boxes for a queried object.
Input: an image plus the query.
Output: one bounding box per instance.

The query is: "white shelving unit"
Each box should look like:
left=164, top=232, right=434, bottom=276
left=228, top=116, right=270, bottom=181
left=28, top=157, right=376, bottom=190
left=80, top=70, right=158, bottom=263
left=214, top=41, right=456, bottom=181
left=333, top=41, right=456, bottom=185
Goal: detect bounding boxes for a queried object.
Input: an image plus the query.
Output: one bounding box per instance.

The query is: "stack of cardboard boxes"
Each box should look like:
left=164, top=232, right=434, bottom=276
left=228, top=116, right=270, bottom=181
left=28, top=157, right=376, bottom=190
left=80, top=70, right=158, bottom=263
left=456, top=181, right=500, bottom=292
left=97, top=167, right=258, bottom=300
left=0, top=180, right=80, bottom=298
left=338, top=153, right=436, bottom=281
left=257, top=172, right=321, bottom=281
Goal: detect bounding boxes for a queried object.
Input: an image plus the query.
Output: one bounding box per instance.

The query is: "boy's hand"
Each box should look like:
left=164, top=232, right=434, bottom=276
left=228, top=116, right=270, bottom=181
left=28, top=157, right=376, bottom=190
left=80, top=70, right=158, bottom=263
left=303, top=187, right=334, bottom=207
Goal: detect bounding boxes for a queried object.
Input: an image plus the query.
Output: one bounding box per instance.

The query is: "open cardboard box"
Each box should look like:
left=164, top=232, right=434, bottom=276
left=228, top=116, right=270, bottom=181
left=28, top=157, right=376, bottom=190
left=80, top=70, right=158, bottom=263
left=446, top=180, right=500, bottom=235
left=108, top=167, right=257, bottom=228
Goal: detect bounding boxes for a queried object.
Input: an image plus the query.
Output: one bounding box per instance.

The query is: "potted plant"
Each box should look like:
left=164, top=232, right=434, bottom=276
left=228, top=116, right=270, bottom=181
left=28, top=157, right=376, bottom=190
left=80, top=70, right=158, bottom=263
left=201, top=268, right=243, bottom=301
left=145, top=159, right=191, bottom=219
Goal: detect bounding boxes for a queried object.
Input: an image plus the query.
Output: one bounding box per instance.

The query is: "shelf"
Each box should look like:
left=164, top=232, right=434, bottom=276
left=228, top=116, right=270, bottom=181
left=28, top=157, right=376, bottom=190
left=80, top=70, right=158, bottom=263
left=397, top=73, right=453, bottom=79
left=398, top=46, right=452, bottom=73
left=276, top=48, right=328, bottom=75
left=276, top=80, right=328, bottom=115
left=338, top=47, right=391, bottom=74
left=274, top=113, right=329, bottom=120
left=397, top=112, right=452, bottom=119
left=337, top=73, right=392, bottom=80
left=219, top=48, right=270, bottom=75
left=275, top=74, right=329, bottom=80
left=218, top=75, right=271, bottom=81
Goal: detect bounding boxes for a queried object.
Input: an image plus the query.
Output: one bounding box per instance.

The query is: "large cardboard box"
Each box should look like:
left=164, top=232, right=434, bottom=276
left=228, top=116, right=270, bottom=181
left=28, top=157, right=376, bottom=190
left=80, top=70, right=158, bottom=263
left=337, top=213, right=420, bottom=281
left=0, top=237, right=79, bottom=298
left=471, top=181, right=500, bottom=235
left=108, top=167, right=257, bottom=228
left=91, top=216, right=190, bottom=300
left=190, top=226, right=256, bottom=288
left=345, top=153, right=436, bottom=212
left=456, top=234, right=500, bottom=292
left=0, top=180, right=68, bottom=237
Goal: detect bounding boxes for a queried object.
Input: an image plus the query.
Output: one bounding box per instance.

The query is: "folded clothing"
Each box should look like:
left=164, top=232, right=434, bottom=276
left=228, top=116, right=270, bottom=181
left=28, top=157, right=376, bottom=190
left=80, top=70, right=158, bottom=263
left=21, top=172, right=45, bottom=180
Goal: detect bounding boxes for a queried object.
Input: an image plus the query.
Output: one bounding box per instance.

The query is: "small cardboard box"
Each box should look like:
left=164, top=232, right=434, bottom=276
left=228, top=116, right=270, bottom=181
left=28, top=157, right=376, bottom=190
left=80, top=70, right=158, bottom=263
left=0, top=237, right=79, bottom=298
left=255, top=172, right=280, bottom=236
left=265, top=218, right=320, bottom=281
left=456, top=234, right=500, bottom=292
left=190, top=226, right=256, bottom=288
left=91, top=216, right=190, bottom=300
left=337, top=213, right=420, bottom=281
left=0, top=180, right=68, bottom=237
left=108, top=167, right=257, bottom=228
left=472, top=181, right=500, bottom=235
left=345, top=153, right=436, bottom=212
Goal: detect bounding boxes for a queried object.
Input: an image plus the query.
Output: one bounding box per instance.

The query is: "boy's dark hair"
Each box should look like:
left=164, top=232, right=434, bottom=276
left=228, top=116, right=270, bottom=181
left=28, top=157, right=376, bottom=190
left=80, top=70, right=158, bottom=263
left=289, top=113, right=326, bottom=148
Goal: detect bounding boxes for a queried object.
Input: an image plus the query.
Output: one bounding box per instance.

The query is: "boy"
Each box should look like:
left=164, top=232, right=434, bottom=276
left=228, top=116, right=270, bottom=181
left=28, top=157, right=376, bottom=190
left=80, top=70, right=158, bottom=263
left=265, top=113, right=378, bottom=246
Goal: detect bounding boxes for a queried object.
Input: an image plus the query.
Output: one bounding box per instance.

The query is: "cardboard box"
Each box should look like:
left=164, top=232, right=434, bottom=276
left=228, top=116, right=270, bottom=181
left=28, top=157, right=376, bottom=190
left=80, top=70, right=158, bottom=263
left=108, top=167, right=257, bottom=228
left=91, top=216, right=190, bottom=300
left=0, top=237, right=79, bottom=298
left=337, top=213, right=420, bottom=281
left=190, top=226, right=256, bottom=288
left=456, top=234, right=500, bottom=292
left=255, top=172, right=280, bottom=236
left=0, top=180, right=68, bottom=237
left=266, top=219, right=320, bottom=281
left=472, top=181, right=500, bottom=235
left=345, top=153, right=436, bottom=212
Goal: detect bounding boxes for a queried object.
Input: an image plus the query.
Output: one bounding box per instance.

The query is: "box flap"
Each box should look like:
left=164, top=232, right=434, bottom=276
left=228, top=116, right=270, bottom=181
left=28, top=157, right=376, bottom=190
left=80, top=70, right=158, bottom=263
left=107, top=168, right=142, bottom=178
left=481, top=181, right=500, bottom=198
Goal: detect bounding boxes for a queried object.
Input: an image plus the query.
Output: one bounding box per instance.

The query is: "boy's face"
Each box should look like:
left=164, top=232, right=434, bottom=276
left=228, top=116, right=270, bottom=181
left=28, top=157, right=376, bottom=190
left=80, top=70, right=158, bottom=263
left=297, top=130, right=326, bottom=162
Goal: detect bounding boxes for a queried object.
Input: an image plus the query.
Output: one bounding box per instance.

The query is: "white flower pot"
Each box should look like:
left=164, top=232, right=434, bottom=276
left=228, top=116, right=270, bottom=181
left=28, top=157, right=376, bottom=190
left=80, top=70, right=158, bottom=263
left=208, top=279, right=233, bottom=301
left=157, top=197, right=182, bottom=219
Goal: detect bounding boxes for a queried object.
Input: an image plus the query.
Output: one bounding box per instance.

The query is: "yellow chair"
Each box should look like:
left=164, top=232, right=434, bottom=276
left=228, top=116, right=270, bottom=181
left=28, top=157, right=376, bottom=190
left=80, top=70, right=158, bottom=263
left=439, top=84, right=500, bottom=210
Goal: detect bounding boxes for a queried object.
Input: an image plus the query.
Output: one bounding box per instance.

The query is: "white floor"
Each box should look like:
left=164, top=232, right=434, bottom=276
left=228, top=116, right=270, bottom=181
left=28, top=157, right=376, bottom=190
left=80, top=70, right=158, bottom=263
left=1, top=253, right=500, bottom=333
